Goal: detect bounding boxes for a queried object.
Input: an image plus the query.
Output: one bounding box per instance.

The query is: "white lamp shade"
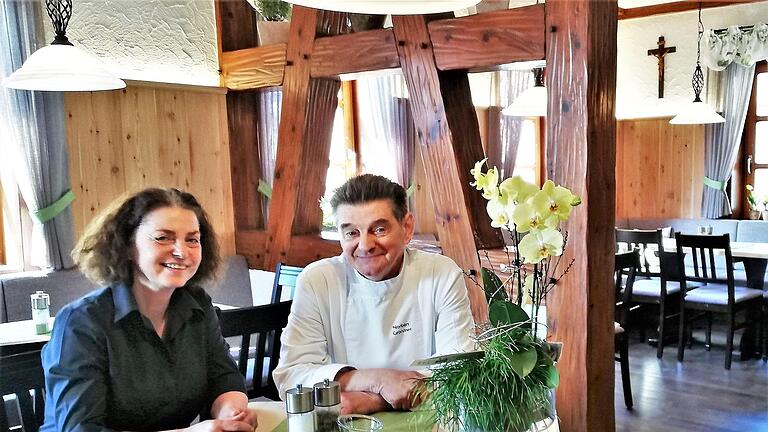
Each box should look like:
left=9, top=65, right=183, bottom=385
left=2, top=44, right=125, bottom=92
left=287, top=0, right=481, bottom=15
left=502, top=85, right=547, bottom=117
left=669, top=100, right=725, bottom=124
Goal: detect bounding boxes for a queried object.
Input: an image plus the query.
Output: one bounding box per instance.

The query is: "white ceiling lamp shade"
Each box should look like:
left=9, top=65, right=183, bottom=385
left=2, top=0, right=125, bottom=92
left=669, top=4, right=724, bottom=125
left=502, top=67, right=546, bottom=117
left=285, top=0, right=482, bottom=15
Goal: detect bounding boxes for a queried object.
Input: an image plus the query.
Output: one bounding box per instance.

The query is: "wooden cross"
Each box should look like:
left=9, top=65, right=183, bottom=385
left=647, top=36, right=676, bottom=98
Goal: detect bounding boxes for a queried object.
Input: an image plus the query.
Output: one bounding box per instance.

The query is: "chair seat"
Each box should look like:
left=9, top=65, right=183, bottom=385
left=685, top=284, right=764, bottom=305
left=614, top=322, right=624, bottom=334
left=631, top=278, right=681, bottom=297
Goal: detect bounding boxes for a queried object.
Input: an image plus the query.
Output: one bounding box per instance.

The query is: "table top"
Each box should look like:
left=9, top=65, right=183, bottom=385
left=0, top=318, right=53, bottom=347
left=661, top=238, right=768, bottom=260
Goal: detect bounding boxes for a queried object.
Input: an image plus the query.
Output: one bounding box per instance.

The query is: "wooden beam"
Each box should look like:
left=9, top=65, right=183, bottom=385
left=311, top=29, right=400, bottom=78
left=392, top=15, right=503, bottom=323
left=545, top=0, right=618, bottom=431
left=221, top=45, right=286, bottom=90
left=226, top=90, right=263, bottom=230
left=237, top=229, right=341, bottom=268
left=428, top=4, right=545, bottom=71
left=618, top=0, right=765, bottom=20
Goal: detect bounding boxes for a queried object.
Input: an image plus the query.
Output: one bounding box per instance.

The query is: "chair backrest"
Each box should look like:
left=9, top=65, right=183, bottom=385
left=614, top=250, right=639, bottom=329
left=674, top=233, right=735, bottom=290
left=271, top=263, right=304, bottom=304
left=218, top=301, right=292, bottom=400
left=615, top=228, right=665, bottom=278
left=0, top=350, right=45, bottom=432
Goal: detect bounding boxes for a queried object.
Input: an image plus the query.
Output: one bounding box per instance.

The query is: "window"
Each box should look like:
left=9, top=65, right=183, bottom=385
left=510, top=118, right=541, bottom=185
left=745, top=62, right=768, bottom=213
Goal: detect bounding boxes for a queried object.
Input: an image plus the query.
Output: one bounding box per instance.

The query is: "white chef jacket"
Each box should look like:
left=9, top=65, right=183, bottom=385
left=272, top=248, right=475, bottom=397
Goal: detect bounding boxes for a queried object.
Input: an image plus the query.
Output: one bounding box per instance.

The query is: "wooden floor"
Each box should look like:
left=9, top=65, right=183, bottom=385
left=614, top=331, right=768, bottom=432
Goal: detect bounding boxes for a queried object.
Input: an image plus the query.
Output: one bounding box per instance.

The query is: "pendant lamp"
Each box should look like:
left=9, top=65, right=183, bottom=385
left=2, top=0, right=125, bottom=91
left=669, top=2, right=724, bottom=124
left=286, top=0, right=481, bottom=15
left=502, top=67, right=546, bottom=117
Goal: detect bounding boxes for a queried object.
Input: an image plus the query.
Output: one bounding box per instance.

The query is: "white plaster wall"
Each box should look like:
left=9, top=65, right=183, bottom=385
left=617, top=3, right=768, bottom=119
left=43, top=0, right=219, bottom=86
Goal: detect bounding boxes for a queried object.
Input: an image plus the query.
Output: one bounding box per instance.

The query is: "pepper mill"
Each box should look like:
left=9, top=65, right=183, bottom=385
left=313, top=379, right=341, bottom=432
left=31, top=290, right=51, bottom=334
left=286, top=384, right=315, bottom=432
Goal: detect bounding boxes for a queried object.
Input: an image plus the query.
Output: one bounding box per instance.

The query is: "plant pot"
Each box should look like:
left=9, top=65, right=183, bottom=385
left=748, top=210, right=762, bottom=220
left=348, top=13, right=386, bottom=32
left=257, top=20, right=290, bottom=46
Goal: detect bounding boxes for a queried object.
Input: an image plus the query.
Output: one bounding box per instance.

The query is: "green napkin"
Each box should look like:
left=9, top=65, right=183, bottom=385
left=271, top=410, right=435, bottom=431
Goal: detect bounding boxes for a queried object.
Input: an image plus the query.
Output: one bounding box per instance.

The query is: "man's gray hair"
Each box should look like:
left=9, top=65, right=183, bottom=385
left=330, top=174, right=408, bottom=221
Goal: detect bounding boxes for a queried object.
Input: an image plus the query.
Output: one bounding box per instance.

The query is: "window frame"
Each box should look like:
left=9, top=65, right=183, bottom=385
left=744, top=61, right=768, bottom=215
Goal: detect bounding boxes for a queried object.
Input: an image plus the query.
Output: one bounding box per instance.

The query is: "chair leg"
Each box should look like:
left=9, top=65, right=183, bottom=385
left=705, top=312, right=712, bottom=351
left=619, top=334, right=633, bottom=409
left=657, top=300, right=666, bottom=359
left=762, top=304, right=767, bottom=361
left=725, top=312, right=734, bottom=370
left=678, top=304, right=687, bottom=362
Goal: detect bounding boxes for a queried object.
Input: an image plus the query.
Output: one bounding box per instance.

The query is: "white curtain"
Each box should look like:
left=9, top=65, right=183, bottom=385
left=0, top=0, right=75, bottom=269
left=257, top=87, right=281, bottom=223
left=489, top=70, right=532, bottom=178
left=701, top=63, right=756, bottom=218
left=357, top=74, right=416, bottom=190
left=703, top=23, right=768, bottom=70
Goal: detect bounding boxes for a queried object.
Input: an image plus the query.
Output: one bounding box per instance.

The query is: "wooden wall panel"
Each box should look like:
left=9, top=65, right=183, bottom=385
left=64, top=83, right=236, bottom=255
left=616, top=118, right=704, bottom=219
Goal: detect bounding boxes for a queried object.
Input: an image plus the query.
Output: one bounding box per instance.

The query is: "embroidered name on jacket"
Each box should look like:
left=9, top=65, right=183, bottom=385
left=392, top=322, right=412, bottom=336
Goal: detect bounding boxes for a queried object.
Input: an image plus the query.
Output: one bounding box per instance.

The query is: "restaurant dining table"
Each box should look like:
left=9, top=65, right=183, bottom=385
left=248, top=401, right=560, bottom=432
left=0, top=318, right=53, bottom=355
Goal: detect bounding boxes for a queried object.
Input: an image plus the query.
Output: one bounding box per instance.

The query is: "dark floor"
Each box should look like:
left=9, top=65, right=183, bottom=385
left=614, top=329, right=768, bottom=432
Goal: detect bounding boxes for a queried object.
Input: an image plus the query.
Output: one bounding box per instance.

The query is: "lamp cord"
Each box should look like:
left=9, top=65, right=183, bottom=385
left=691, top=1, right=705, bottom=102
left=46, top=0, right=73, bottom=46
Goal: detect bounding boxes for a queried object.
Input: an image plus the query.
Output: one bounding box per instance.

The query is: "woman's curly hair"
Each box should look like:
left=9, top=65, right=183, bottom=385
left=72, top=188, right=221, bottom=287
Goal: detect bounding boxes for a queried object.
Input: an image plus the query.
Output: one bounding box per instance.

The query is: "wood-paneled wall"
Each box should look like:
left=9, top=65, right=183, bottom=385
left=616, top=118, right=705, bottom=219
left=64, top=82, right=236, bottom=254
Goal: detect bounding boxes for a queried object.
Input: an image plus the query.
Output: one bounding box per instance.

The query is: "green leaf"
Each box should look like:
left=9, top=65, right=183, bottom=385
left=508, top=347, right=537, bottom=378
left=543, top=364, right=560, bottom=388
left=480, top=267, right=506, bottom=302
left=488, top=301, right=530, bottom=327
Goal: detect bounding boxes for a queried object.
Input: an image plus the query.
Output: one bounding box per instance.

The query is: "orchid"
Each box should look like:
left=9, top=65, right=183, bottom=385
left=470, top=159, right=499, bottom=200
left=518, top=228, right=564, bottom=264
left=532, top=180, right=579, bottom=222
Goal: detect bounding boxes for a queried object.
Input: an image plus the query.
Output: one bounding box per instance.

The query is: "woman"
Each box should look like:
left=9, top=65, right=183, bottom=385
left=41, top=188, right=258, bottom=432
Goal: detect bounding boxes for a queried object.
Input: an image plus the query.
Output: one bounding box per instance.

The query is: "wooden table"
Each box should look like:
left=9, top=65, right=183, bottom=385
left=661, top=238, right=768, bottom=289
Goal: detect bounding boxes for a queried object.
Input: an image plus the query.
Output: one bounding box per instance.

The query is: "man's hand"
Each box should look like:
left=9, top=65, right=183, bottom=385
left=340, top=392, right=391, bottom=415
left=184, top=412, right=254, bottom=431
left=336, top=368, right=424, bottom=411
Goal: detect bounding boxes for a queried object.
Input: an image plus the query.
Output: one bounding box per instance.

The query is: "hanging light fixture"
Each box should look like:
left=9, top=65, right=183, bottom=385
left=2, top=0, right=125, bottom=92
left=502, top=67, right=546, bottom=117
left=669, top=2, right=724, bottom=125
left=285, top=0, right=481, bottom=15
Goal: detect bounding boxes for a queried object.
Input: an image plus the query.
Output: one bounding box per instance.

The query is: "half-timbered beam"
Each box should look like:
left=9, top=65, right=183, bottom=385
left=545, top=0, right=618, bottom=430
left=221, top=45, right=287, bottom=90
left=311, top=29, right=400, bottom=78
left=618, top=0, right=765, bottom=20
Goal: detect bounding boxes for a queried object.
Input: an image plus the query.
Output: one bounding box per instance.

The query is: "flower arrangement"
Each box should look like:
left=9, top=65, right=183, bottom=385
left=746, top=184, right=767, bottom=211
left=418, top=159, right=581, bottom=432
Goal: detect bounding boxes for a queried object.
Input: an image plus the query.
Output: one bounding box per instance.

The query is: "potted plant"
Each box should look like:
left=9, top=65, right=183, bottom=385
left=248, top=0, right=292, bottom=46
left=746, top=185, right=761, bottom=220
left=417, top=159, right=581, bottom=432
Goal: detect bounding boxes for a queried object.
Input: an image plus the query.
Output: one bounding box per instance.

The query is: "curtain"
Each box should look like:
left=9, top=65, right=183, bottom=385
left=0, top=0, right=75, bottom=269
left=256, top=87, right=282, bottom=223
left=703, top=23, right=768, bottom=70
left=489, top=70, right=532, bottom=178
left=700, top=63, right=756, bottom=218
left=357, top=74, right=416, bottom=191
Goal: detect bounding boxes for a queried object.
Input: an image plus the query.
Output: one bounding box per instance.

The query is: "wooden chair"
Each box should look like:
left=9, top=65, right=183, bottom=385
left=0, top=350, right=45, bottom=432
left=615, top=228, right=683, bottom=358
left=615, top=250, right=639, bottom=409
left=271, top=263, right=304, bottom=304
left=674, top=233, right=764, bottom=369
left=218, top=301, right=292, bottom=400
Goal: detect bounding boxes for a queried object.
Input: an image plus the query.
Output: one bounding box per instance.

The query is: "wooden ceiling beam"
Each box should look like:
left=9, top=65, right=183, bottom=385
left=429, top=4, right=545, bottom=71
left=221, top=45, right=286, bottom=90
left=618, top=0, right=765, bottom=20
left=311, top=29, right=400, bottom=78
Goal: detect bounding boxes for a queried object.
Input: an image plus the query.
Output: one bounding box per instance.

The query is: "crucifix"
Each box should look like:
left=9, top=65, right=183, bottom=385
left=647, top=36, right=676, bottom=98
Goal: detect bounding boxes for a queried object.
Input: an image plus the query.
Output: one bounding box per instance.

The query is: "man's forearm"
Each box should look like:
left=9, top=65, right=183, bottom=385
left=340, top=391, right=391, bottom=415
left=335, top=368, right=383, bottom=393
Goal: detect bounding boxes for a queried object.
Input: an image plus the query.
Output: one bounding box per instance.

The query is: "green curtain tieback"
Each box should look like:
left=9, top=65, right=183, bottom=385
left=703, top=176, right=727, bottom=192
left=32, top=190, right=75, bottom=224
left=257, top=179, right=273, bottom=199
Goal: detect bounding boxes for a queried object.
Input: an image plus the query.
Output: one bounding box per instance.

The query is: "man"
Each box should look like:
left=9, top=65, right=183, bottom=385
left=273, top=174, right=475, bottom=415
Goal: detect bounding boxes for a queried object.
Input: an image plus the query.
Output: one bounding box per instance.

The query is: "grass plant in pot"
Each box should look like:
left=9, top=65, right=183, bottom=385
left=249, top=0, right=292, bottom=45
left=417, top=159, right=581, bottom=432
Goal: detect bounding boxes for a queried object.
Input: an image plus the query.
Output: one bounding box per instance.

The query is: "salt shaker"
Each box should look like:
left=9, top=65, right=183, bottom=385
left=31, top=290, right=51, bottom=334
left=286, top=384, right=315, bottom=432
left=313, top=379, right=341, bottom=432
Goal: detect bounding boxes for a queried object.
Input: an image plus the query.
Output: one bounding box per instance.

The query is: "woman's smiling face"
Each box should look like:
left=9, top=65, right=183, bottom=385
left=131, top=206, right=202, bottom=292
left=335, top=199, right=414, bottom=281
